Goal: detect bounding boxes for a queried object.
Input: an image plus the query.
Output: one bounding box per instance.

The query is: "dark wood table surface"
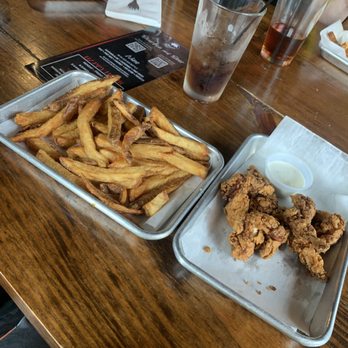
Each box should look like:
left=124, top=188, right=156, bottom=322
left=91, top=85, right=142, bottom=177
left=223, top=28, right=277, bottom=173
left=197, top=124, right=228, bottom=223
left=0, top=1, right=347, bottom=347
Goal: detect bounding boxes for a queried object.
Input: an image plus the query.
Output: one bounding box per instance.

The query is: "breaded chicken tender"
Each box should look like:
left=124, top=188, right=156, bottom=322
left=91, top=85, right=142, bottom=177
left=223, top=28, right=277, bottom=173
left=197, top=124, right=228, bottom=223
left=283, top=194, right=345, bottom=280
left=229, top=212, right=288, bottom=261
left=221, top=168, right=345, bottom=278
left=221, top=166, right=287, bottom=261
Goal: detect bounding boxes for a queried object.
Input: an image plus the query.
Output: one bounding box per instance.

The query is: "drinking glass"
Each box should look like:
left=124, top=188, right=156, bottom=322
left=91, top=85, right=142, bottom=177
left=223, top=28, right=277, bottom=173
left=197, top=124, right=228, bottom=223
left=261, top=0, right=330, bottom=66
left=183, top=0, right=266, bottom=103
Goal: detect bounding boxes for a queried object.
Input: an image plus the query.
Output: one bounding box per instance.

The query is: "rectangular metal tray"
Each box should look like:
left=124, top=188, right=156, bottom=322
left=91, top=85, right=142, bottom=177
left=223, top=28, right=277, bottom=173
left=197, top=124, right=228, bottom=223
left=173, top=134, right=348, bottom=346
left=319, top=43, right=348, bottom=74
left=0, top=71, right=224, bottom=240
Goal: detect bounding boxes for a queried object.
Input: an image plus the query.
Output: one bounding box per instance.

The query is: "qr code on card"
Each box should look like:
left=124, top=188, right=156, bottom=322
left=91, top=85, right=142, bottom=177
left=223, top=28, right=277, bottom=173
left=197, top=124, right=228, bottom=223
left=125, top=41, right=146, bottom=53
left=148, top=57, right=168, bottom=69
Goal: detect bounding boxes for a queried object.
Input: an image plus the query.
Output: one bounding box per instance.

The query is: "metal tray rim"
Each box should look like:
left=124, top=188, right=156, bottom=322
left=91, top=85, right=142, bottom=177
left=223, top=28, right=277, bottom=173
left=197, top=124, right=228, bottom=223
left=319, top=42, right=348, bottom=73
left=319, top=42, right=348, bottom=65
left=0, top=70, right=224, bottom=240
left=172, top=134, right=346, bottom=346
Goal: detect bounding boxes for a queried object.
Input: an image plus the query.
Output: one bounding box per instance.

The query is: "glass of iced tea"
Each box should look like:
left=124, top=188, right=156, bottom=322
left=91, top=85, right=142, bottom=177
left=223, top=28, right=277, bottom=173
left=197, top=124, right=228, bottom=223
left=183, top=0, right=266, bottom=103
left=261, top=0, right=330, bottom=66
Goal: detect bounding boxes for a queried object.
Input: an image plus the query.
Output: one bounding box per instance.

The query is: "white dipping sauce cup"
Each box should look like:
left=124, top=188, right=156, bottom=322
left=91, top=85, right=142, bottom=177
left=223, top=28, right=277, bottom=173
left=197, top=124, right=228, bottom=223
left=265, top=153, right=313, bottom=196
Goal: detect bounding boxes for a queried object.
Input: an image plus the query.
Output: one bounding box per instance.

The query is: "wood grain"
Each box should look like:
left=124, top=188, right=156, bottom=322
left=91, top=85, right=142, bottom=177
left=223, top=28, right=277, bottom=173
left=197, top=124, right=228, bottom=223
left=0, top=30, right=41, bottom=104
left=0, top=1, right=347, bottom=348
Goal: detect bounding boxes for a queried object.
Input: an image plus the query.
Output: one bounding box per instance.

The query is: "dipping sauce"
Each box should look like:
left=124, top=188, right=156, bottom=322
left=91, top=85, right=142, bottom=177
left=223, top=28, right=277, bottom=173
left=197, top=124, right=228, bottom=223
left=268, top=161, right=305, bottom=188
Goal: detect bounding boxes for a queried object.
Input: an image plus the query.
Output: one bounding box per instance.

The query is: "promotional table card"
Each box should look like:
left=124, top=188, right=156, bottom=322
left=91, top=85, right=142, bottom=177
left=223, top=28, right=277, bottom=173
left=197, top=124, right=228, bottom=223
left=27, top=30, right=187, bottom=90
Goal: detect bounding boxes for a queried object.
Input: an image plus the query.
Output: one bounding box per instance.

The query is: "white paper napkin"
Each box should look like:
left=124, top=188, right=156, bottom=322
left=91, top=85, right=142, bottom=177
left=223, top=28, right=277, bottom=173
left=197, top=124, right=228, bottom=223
left=105, top=0, right=162, bottom=28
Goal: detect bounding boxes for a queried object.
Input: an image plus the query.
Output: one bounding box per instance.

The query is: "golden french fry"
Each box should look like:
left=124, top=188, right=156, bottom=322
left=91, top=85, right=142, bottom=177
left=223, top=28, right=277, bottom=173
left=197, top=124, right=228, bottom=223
left=36, top=150, right=84, bottom=187
left=146, top=165, right=178, bottom=176
left=108, top=155, right=130, bottom=168
left=119, top=188, right=128, bottom=205
left=130, top=144, right=173, bottom=161
left=77, top=99, right=108, bottom=167
left=113, top=100, right=140, bottom=126
left=122, top=125, right=150, bottom=161
left=14, top=110, right=55, bottom=128
left=99, top=89, right=124, bottom=117
left=111, top=89, right=123, bottom=101
left=169, top=144, right=210, bottom=162
left=52, top=120, right=77, bottom=137
left=54, top=135, right=78, bottom=148
left=143, top=191, right=169, bottom=216
left=99, top=149, right=131, bottom=168
left=149, top=107, right=179, bottom=135
left=83, top=179, right=143, bottom=215
left=95, top=133, right=122, bottom=153
left=161, top=152, right=208, bottom=179
left=107, top=104, right=124, bottom=144
left=66, top=146, right=97, bottom=165
left=135, top=137, right=168, bottom=146
left=56, top=128, right=79, bottom=140
left=48, top=75, right=120, bottom=111
left=98, top=148, right=117, bottom=162
left=127, top=102, right=138, bottom=114
left=152, top=125, right=209, bottom=160
left=66, top=146, right=87, bottom=159
left=132, top=158, right=169, bottom=167
left=91, top=121, right=108, bottom=135
left=60, top=157, right=142, bottom=188
left=130, top=174, right=190, bottom=209
left=11, top=101, right=78, bottom=142
left=129, top=170, right=187, bottom=202
left=26, top=138, right=63, bottom=160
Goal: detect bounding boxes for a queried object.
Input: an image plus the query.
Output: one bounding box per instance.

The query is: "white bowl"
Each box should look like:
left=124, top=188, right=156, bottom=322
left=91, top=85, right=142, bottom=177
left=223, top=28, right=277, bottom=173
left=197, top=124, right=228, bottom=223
left=265, top=153, right=313, bottom=196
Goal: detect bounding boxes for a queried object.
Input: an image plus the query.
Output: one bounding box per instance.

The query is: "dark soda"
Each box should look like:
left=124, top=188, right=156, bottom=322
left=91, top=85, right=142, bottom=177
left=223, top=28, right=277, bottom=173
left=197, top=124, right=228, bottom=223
left=183, top=46, right=237, bottom=103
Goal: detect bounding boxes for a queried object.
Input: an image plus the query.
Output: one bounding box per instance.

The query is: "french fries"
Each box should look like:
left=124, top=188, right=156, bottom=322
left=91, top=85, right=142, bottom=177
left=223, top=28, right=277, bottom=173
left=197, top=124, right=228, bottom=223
left=152, top=125, right=209, bottom=160
left=143, top=191, right=169, bottom=216
left=36, top=150, right=84, bottom=187
left=48, top=75, right=120, bottom=111
left=77, top=99, right=108, bottom=167
left=11, top=100, right=78, bottom=142
left=15, top=110, right=55, bottom=128
left=60, top=158, right=142, bottom=188
left=11, top=76, right=211, bottom=217
left=26, top=138, right=62, bottom=160
left=148, top=107, right=179, bottom=135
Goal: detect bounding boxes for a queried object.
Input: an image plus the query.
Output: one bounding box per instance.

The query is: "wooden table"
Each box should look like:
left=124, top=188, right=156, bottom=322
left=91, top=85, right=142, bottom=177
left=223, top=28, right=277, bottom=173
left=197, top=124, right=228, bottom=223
left=0, top=1, right=347, bottom=347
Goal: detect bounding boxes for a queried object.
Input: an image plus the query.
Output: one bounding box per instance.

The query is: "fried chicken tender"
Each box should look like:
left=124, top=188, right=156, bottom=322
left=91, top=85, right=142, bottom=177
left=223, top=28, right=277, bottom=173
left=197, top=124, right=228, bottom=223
left=283, top=194, right=346, bottom=280
left=221, top=168, right=345, bottom=273
left=229, top=212, right=288, bottom=261
left=313, top=211, right=345, bottom=250
left=221, top=166, right=287, bottom=261
left=221, top=166, right=279, bottom=232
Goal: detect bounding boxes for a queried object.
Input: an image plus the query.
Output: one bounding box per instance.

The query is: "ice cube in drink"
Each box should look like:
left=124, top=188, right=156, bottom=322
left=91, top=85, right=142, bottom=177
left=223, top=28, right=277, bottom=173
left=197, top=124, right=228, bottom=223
left=183, top=46, right=238, bottom=103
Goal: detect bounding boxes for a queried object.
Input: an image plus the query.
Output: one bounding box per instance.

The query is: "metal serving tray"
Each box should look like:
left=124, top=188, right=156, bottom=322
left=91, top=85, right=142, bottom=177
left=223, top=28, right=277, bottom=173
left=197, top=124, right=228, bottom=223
left=173, top=134, right=348, bottom=346
left=0, top=71, right=224, bottom=240
left=319, top=43, right=348, bottom=74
